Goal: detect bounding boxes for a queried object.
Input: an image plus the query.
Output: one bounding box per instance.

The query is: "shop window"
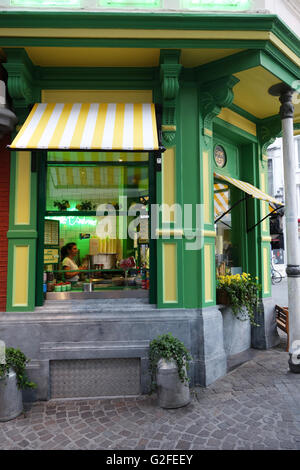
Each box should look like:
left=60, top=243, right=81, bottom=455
left=182, top=0, right=252, bottom=9
left=99, top=0, right=161, bottom=7
left=10, top=0, right=81, bottom=6
left=44, top=152, right=150, bottom=298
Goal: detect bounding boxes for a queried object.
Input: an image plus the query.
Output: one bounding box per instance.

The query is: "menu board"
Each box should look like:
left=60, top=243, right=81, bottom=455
left=44, top=248, right=60, bottom=264
left=44, top=219, right=59, bottom=245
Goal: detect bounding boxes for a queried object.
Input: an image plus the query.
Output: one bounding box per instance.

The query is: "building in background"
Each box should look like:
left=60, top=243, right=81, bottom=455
left=267, top=136, right=300, bottom=275
left=0, top=0, right=299, bottom=400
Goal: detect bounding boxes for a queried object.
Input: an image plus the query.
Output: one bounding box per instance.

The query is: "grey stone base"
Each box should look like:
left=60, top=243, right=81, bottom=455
left=0, top=298, right=278, bottom=400
left=220, top=306, right=251, bottom=357
left=251, top=297, right=280, bottom=350
left=195, top=306, right=227, bottom=387
left=0, top=300, right=230, bottom=400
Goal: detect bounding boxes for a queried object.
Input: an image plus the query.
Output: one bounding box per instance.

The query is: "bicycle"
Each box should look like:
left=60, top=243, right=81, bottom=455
left=271, top=262, right=283, bottom=284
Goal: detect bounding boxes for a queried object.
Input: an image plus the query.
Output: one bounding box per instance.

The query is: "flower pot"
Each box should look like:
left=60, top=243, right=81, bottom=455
left=216, top=288, right=231, bottom=306
left=0, top=370, right=23, bottom=421
left=156, top=358, right=190, bottom=409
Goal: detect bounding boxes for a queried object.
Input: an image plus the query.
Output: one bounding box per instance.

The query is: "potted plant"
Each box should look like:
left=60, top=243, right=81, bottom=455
left=0, top=347, right=36, bottom=421
left=217, top=273, right=261, bottom=326
left=149, top=333, right=192, bottom=409
left=53, top=200, right=70, bottom=211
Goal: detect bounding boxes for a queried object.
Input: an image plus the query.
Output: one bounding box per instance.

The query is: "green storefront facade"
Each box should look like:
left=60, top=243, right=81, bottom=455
left=0, top=10, right=299, bottom=399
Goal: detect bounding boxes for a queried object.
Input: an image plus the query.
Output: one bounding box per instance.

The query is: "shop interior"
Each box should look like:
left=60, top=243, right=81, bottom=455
left=43, top=152, right=150, bottom=299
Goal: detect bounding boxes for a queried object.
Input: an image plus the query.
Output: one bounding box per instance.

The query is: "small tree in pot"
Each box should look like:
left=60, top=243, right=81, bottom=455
left=0, top=347, right=36, bottom=421
left=149, top=333, right=192, bottom=409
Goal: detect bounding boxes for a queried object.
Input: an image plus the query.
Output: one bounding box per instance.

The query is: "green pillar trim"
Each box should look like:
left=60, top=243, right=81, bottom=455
left=159, top=50, right=182, bottom=148
left=6, top=151, right=38, bottom=312
left=7, top=230, right=38, bottom=239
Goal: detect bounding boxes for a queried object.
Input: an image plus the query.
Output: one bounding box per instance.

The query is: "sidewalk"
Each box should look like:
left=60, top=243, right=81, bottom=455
left=1, top=334, right=300, bottom=450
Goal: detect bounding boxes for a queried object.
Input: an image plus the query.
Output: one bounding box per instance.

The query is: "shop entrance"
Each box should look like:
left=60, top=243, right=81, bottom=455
left=37, top=151, right=155, bottom=303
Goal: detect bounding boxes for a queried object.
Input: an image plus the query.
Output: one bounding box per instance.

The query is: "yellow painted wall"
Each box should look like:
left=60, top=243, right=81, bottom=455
left=217, top=108, right=257, bottom=136
left=263, top=246, right=270, bottom=295
left=42, top=90, right=153, bottom=103
left=203, top=151, right=211, bottom=225
left=162, top=148, right=175, bottom=223
left=15, top=152, right=31, bottom=225
left=204, top=244, right=213, bottom=303
left=13, top=245, right=29, bottom=307
left=163, top=243, right=177, bottom=303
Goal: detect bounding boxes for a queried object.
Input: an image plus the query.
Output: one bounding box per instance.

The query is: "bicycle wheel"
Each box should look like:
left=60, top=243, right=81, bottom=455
left=272, top=268, right=282, bottom=284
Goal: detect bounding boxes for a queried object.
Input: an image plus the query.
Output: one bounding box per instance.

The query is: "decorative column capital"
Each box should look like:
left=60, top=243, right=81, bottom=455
left=257, top=115, right=282, bottom=159
left=269, top=82, right=295, bottom=121
left=159, top=50, right=182, bottom=148
left=199, top=75, right=239, bottom=146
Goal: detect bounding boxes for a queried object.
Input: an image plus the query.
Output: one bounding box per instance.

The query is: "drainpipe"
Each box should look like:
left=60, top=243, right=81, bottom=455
left=269, top=83, right=300, bottom=372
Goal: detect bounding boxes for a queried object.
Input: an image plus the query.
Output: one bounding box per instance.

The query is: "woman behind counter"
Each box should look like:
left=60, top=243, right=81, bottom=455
left=61, top=242, right=88, bottom=283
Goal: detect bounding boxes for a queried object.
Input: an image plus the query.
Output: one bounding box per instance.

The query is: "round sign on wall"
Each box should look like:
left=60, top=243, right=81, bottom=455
left=214, top=145, right=227, bottom=168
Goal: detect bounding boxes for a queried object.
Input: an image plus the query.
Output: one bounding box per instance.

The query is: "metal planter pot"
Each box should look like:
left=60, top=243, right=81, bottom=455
left=156, top=358, right=190, bottom=409
left=0, top=370, right=23, bottom=422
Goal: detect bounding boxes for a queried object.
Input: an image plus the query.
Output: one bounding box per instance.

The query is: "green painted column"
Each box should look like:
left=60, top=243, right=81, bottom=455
left=4, top=48, right=40, bottom=311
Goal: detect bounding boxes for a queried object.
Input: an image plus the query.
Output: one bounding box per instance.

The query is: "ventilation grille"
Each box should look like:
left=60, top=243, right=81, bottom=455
left=50, top=358, right=140, bottom=398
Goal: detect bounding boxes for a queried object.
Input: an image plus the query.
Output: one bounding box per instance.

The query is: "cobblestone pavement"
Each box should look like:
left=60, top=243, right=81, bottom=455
left=1, top=337, right=300, bottom=450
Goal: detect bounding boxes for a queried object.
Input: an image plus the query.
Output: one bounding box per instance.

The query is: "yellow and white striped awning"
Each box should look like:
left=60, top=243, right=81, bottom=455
left=214, top=172, right=283, bottom=206
left=214, top=183, right=229, bottom=218
left=9, top=103, right=159, bottom=151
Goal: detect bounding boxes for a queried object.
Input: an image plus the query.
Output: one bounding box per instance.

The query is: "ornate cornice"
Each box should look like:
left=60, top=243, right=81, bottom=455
left=159, top=49, right=182, bottom=148
left=257, top=115, right=282, bottom=157
left=199, top=75, right=239, bottom=146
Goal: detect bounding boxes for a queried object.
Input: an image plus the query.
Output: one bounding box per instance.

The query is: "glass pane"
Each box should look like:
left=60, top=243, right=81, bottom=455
left=182, top=0, right=251, bottom=10
left=46, top=165, right=149, bottom=211
left=99, top=0, right=161, bottom=7
left=47, top=151, right=148, bottom=163
left=11, top=0, right=81, bottom=6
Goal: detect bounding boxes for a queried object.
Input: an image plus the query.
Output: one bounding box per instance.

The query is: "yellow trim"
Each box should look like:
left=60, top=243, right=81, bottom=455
left=156, top=229, right=184, bottom=237
left=261, top=236, right=272, bottom=242
left=260, top=172, right=268, bottom=232
left=163, top=243, right=177, bottom=303
left=217, top=108, right=257, bottom=136
left=263, top=246, right=270, bottom=295
left=161, top=125, right=176, bottom=132
left=13, top=245, right=29, bottom=307
left=204, top=244, right=213, bottom=302
left=203, top=230, right=216, bottom=238
left=162, top=148, right=175, bottom=223
left=269, top=32, right=300, bottom=68
left=41, top=89, right=153, bottom=103
left=204, top=128, right=213, bottom=137
left=0, top=28, right=270, bottom=40
left=2, top=29, right=298, bottom=66
left=203, top=151, right=211, bottom=224
left=15, top=152, right=31, bottom=225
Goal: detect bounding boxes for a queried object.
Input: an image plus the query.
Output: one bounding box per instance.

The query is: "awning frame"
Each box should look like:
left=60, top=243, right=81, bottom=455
left=214, top=189, right=285, bottom=233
